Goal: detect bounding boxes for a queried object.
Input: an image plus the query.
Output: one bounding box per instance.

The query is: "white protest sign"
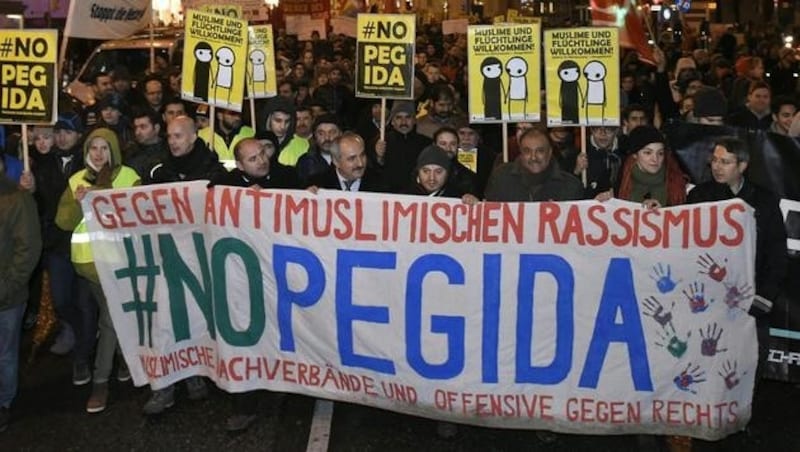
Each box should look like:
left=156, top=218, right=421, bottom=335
left=85, top=184, right=758, bottom=441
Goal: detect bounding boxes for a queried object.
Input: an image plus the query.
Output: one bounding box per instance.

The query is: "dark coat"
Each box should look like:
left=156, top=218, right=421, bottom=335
left=725, top=107, right=773, bottom=131
left=484, top=160, right=585, bottom=202
left=31, top=144, right=83, bottom=254
left=149, top=139, right=226, bottom=184
left=0, top=173, right=41, bottom=311
left=381, top=129, right=431, bottom=193
left=210, top=163, right=299, bottom=189
left=296, top=147, right=332, bottom=187
left=123, top=139, right=169, bottom=184
left=687, top=179, right=787, bottom=300
left=308, top=165, right=390, bottom=193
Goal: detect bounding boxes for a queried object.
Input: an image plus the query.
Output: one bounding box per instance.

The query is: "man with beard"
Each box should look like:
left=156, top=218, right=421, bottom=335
left=198, top=108, right=255, bottom=168
left=415, top=84, right=466, bottom=139
left=124, top=109, right=168, bottom=183
left=373, top=101, right=431, bottom=193
left=308, top=132, right=388, bottom=192
left=485, top=126, right=584, bottom=202
left=296, top=114, right=341, bottom=186
left=295, top=106, right=314, bottom=140
left=261, top=98, right=309, bottom=167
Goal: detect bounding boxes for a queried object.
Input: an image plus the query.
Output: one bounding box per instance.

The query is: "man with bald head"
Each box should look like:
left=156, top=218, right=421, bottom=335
left=143, top=115, right=225, bottom=416
left=211, top=138, right=298, bottom=189
left=308, top=132, right=388, bottom=192
left=149, top=115, right=226, bottom=183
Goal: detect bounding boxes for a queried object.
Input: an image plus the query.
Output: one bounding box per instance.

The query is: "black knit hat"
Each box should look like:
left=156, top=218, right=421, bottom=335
left=313, top=113, right=340, bottom=132
left=416, top=145, right=451, bottom=171
left=627, top=125, right=665, bottom=154
left=693, top=88, right=728, bottom=118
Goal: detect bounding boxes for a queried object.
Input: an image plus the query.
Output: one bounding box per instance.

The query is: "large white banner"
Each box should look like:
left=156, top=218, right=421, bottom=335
left=84, top=182, right=758, bottom=440
left=64, top=1, right=151, bottom=39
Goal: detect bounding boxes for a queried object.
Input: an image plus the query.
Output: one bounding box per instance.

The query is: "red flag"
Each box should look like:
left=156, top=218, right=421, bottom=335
left=590, top=0, right=656, bottom=66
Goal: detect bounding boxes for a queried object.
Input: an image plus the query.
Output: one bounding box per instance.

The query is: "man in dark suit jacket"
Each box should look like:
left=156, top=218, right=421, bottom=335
left=308, top=132, right=388, bottom=193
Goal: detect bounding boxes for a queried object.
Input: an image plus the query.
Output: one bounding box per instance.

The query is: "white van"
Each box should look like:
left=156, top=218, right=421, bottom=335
left=65, top=27, right=184, bottom=105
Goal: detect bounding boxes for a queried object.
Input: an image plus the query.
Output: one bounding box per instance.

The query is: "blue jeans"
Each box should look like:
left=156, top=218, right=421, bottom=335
left=0, top=303, right=26, bottom=408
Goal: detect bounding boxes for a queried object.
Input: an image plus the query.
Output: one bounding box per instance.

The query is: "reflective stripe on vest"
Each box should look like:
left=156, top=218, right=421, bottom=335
left=70, top=167, right=140, bottom=265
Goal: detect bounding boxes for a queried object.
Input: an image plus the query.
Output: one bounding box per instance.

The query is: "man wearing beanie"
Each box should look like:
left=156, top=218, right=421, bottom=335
left=406, top=145, right=479, bottom=205
left=690, top=87, right=728, bottom=126
left=373, top=100, right=431, bottom=193
left=297, top=113, right=342, bottom=186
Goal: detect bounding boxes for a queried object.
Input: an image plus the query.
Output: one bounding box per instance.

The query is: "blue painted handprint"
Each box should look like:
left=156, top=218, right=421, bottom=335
left=650, top=263, right=680, bottom=293
left=674, top=363, right=706, bottom=394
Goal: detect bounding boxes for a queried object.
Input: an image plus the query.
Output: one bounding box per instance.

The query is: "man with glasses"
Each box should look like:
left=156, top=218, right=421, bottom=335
left=564, top=125, right=623, bottom=199
left=686, top=137, right=787, bottom=440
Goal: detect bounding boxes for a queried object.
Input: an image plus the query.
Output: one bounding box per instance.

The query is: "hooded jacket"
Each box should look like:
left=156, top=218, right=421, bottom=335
left=55, top=128, right=140, bottom=281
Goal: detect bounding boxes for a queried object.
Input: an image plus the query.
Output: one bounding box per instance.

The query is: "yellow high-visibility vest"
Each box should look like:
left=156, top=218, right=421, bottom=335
left=69, top=167, right=140, bottom=265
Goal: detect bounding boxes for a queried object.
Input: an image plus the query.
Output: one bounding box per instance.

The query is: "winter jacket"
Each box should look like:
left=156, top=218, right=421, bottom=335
left=0, top=173, right=42, bottom=311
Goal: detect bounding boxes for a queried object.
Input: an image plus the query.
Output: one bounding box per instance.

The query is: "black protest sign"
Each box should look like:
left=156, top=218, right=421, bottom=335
left=356, top=14, right=415, bottom=99
left=0, top=30, right=58, bottom=124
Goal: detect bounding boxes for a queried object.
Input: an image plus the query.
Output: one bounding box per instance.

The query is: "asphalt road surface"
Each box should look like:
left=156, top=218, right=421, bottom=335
left=3, top=331, right=799, bottom=452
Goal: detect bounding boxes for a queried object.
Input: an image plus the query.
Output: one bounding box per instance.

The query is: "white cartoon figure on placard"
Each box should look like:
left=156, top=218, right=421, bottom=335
left=193, top=41, right=214, bottom=102
left=556, top=60, right=582, bottom=124
left=505, top=56, right=529, bottom=119
left=480, top=56, right=504, bottom=120
left=249, top=49, right=267, bottom=96
left=583, top=60, right=607, bottom=123
left=215, top=46, right=235, bottom=105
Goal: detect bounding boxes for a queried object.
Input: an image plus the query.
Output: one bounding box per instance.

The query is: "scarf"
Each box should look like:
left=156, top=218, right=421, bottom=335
left=629, top=163, right=667, bottom=206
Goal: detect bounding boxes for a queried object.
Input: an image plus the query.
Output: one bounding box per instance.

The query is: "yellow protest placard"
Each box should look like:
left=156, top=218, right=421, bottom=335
left=506, top=9, right=518, bottom=22
left=356, top=13, right=415, bottom=99
left=492, top=15, right=505, bottom=25
left=247, top=25, right=277, bottom=99
left=182, top=9, right=249, bottom=111
left=467, top=23, right=541, bottom=123
left=0, top=29, right=58, bottom=124
left=199, top=5, right=243, bottom=18
left=544, top=28, right=620, bottom=127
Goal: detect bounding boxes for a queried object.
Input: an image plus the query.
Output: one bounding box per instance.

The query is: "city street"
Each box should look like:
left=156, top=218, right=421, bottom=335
left=3, top=332, right=799, bottom=451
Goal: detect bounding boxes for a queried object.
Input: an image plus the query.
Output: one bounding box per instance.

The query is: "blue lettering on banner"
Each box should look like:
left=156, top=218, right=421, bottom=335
left=166, top=240, right=655, bottom=389
left=481, top=254, right=502, bottom=383
left=579, top=258, right=653, bottom=391
left=516, top=254, right=574, bottom=384
left=406, top=254, right=465, bottom=379
left=274, top=244, right=325, bottom=351
left=336, top=250, right=397, bottom=375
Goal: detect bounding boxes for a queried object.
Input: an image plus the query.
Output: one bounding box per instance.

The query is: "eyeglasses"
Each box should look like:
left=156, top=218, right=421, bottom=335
left=709, top=157, right=737, bottom=166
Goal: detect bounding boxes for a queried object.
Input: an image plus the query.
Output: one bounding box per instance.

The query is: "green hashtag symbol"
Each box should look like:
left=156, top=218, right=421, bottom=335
left=115, top=235, right=160, bottom=347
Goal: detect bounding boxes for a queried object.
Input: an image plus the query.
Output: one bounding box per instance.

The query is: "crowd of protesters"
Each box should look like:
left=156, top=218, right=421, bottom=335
left=1, top=17, right=798, bottom=451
